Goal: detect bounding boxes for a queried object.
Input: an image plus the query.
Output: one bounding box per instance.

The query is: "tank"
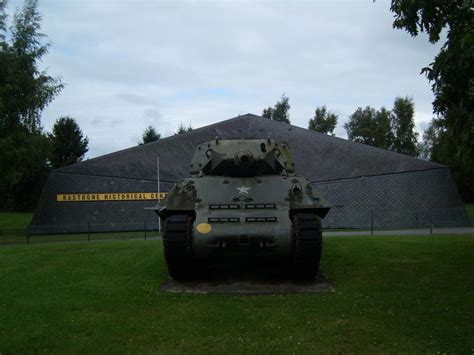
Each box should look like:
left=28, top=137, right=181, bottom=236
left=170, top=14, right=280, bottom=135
left=155, top=139, right=330, bottom=280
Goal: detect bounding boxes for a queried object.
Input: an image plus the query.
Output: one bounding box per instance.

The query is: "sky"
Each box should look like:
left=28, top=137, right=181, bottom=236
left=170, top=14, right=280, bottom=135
left=6, top=0, right=442, bottom=159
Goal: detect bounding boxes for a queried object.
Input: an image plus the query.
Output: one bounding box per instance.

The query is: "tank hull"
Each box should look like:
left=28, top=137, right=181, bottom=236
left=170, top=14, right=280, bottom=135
left=191, top=176, right=292, bottom=259
left=155, top=139, right=330, bottom=280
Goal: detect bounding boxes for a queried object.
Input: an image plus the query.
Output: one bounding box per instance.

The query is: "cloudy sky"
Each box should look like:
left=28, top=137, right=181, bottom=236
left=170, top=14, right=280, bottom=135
left=6, top=0, right=442, bottom=158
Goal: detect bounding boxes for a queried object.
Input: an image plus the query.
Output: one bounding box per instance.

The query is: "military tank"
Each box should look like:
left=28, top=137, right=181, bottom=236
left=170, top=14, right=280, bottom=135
left=155, top=139, right=330, bottom=280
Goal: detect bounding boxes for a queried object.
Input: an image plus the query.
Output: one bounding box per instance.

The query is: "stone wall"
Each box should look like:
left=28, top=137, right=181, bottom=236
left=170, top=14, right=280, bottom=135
left=31, top=172, right=173, bottom=234
left=314, top=168, right=468, bottom=228
left=31, top=167, right=468, bottom=234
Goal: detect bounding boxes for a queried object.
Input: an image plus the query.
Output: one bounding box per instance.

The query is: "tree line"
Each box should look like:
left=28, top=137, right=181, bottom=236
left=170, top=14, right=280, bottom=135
left=1, top=0, right=472, bottom=211
left=0, top=0, right=196, bottom=210
left=262, top=94, right=419, bottom=156
left=391, top=0, right=473, bottom=202
left=261, top=0, right=473, bottom=201
left=0, top=0, right=87, bottom=210
left=138, top=123, right=193, bottom=145
left=261, top=90, right=472, bottom=202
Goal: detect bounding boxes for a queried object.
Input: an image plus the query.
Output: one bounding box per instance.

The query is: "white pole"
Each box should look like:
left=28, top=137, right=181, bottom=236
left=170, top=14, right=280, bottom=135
left=157, top=156, right=161, bottom=233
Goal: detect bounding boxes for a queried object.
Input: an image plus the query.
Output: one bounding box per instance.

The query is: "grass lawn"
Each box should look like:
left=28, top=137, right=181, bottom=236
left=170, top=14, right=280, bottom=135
left=465, top=203, right=474, bottom=224
left=0, top=230, right=160, bottom=245
left=0, top=213, right=32, bottom=244
left=0, top=212, right=159, bottom=245
left=0, top=212, right=32, bottom=228
left=0, top=235, right=473, bottom=353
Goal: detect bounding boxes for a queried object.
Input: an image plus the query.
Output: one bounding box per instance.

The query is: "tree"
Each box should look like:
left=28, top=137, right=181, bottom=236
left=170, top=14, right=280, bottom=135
left=0, top=1, right=7, bottom=117
left=344, top=106, right=392, bottom=149
left=175, top=123, right=193, bottom=135
left=49, top=117, right=88, bottom=169
left=308, top=106, right=338, bottom=135
left=0, top=129, right=50, bottom=210
left=390, top=0, right=473, bottom=200
left=373, top=108, right=393, bottom=150
left=0, top=0, right=6, bottom=43
left=390, top=97, right=418, bottom=156
left=418, top=118, right=448, bottom=161
left=261, top=94, right=291, bottom=123
left=418, top=118, right=472, bottom=200
left=139, top=125, right=160, bottom=145
left=262, top=107, right=273, bottom=119
left=0, top=0, right=63, bottom=135
left=0, top=0, right=63, bottom=210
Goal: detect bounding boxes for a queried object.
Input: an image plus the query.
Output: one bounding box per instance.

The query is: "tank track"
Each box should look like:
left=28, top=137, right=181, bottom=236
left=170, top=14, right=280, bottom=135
left=291, top=212, right=323, bottom=280
left=162, top=214, right=195, bottom=280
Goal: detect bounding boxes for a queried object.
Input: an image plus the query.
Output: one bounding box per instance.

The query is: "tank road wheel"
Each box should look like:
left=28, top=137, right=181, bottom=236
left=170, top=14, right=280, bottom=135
left=162, top=214, right=195, bottom=281
left=291, top=213, right=323, bottom=281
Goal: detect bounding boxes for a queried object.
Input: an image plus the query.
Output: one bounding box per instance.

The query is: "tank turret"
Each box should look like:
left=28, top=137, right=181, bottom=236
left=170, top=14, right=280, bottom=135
left=155, top=139, right=330, bottom=281
left=190, top=139, right=295, bottom=177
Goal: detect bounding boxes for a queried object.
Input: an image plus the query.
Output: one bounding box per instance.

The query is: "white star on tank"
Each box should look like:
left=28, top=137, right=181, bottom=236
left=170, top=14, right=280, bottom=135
left=235, top=186, right=251, bottom=194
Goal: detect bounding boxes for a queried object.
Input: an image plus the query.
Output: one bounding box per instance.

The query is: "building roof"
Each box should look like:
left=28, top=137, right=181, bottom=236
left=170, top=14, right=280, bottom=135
left=57, top=113, right=444, bottom=183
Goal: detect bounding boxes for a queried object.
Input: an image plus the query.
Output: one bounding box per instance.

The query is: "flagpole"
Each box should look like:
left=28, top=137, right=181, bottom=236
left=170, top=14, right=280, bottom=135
left=157, top=156, right=161, bottom=233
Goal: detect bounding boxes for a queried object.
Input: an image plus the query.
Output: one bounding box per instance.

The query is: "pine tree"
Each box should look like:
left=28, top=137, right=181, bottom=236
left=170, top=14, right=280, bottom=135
left=139, top=125, right=161, bottom=145
left=175, top=123, right=193, bottom=135
left=49, top=117, right=89, bottom=169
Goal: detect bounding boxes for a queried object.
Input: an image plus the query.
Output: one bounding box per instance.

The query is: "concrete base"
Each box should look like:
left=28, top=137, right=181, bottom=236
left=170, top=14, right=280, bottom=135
left=159, top=272, right=334, bottom=295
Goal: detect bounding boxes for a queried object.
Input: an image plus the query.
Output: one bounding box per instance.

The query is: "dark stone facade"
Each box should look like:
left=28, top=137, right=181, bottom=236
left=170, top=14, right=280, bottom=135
left=31, top=172, right=173, bottom=234
left=31, top=114, right=467, bottom=233
left=314, top=168, right=467, bottom=229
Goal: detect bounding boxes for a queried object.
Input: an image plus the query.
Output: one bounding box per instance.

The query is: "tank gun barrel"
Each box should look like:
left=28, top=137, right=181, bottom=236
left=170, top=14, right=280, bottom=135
left=234, top=150, right=254, bottom=169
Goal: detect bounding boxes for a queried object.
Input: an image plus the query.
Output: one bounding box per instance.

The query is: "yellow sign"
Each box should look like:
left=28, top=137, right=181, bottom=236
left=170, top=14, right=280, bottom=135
left=196, top=223, right=212, bottom=234
left=56, top=192, right=167, bottom=202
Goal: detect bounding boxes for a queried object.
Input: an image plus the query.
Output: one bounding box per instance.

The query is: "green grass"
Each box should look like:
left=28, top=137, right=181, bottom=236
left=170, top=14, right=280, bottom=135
left=465, top=203, right=474, bottom=224
left=0, top=212, right=32, bottom=228
left=0, top=230, right=160, bottom=245
left=0, top=235, right=473, bottom=353
left=0, top=212, right=160, bottom=244
left=0, top=212, right=32, bottom=243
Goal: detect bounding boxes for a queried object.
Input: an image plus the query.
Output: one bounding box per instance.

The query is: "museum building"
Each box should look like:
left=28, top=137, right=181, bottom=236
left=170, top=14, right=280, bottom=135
left=31, top=114, right=466, bottom=234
